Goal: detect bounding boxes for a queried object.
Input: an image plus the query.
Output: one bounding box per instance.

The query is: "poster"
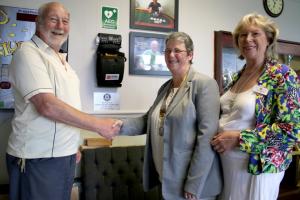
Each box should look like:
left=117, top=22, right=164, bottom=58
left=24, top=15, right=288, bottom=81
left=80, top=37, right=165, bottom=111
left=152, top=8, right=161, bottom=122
left=0, top=5, right=37, bottom=109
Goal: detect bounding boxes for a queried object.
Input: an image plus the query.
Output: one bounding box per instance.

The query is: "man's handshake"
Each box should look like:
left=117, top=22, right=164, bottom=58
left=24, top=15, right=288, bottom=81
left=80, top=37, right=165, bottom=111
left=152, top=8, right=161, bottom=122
left=97, top=118, right=123, bottom=140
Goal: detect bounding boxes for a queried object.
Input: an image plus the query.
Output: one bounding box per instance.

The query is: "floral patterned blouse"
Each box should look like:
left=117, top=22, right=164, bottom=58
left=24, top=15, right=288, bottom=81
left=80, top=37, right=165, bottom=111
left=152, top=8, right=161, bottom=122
left=227, top=59, right=300, bottom=175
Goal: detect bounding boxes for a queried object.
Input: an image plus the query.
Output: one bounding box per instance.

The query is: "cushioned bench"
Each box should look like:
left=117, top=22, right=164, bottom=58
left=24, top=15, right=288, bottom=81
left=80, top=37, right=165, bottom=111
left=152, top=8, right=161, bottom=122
left=82, top=146, right=160, bottom=200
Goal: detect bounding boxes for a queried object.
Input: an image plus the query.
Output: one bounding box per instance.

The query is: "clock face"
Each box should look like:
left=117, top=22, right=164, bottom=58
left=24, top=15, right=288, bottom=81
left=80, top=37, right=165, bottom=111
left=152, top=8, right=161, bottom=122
left=264, top=0, right=284, bottom=17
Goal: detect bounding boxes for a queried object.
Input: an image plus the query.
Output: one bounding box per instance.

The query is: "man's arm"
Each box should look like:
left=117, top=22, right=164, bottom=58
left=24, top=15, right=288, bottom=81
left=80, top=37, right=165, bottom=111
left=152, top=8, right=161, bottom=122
left=30, top=93, right=119, bottom=139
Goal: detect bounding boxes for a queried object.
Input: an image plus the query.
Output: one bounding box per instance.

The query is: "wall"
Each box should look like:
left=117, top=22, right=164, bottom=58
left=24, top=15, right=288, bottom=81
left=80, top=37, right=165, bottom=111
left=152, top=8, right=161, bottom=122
left=1, top=0, right=300, bottom=184
left=1, top=0, right=300, bottom=113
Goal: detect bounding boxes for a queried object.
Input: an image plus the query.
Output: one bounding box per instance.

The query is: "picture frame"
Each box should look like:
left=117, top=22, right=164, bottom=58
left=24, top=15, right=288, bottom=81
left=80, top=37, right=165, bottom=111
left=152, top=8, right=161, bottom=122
left=129, top=31, right=171, bottom=76
left=0, top=5, right=37, bottom=109
left=130, top=0, right=178, bottom=32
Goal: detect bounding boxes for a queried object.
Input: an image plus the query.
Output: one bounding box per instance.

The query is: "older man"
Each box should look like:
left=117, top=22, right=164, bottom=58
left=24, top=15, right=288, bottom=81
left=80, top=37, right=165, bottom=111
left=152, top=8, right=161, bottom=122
left=142, top=40, right=164, bottom=70
left=6, top=2, right=119, bottom=200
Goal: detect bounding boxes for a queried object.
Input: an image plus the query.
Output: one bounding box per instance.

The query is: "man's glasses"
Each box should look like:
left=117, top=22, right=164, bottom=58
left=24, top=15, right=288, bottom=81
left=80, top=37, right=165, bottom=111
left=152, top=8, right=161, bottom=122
left=163, top=48, right=187, bottom=55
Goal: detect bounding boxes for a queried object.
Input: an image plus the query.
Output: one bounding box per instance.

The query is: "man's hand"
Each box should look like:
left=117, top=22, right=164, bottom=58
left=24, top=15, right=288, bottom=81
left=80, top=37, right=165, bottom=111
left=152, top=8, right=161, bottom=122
left=97, top=118, right=123, bottom=140
left=112, top=120, right=123, bottom=128
left=76, top=151, right=81, bottom=163
left=210, top=131, right=240, bottom=153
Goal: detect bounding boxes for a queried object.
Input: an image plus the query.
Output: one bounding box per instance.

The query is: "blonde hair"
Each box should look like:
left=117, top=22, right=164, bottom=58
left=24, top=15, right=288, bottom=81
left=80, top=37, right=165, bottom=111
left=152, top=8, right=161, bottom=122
left=233, top=13, right=279, bottom=60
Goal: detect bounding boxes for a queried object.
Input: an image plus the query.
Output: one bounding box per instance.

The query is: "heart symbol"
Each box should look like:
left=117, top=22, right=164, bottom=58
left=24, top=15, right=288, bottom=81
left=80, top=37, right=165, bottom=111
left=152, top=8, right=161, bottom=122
left=104, top=10, right=113, bottom=19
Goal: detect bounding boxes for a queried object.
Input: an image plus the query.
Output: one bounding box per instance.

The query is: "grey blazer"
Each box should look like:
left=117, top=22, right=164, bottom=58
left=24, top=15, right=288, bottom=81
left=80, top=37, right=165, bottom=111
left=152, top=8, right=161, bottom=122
left=120, top=67, right=222, bottom=199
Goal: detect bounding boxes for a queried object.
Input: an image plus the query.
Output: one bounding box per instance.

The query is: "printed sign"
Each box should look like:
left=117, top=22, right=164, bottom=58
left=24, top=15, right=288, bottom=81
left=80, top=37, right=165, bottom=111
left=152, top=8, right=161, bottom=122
left=105, top=74, right=120, bottom=81
left=94, top=92, right=120, bottom=111
left=101, top=6, right=118, bottom=29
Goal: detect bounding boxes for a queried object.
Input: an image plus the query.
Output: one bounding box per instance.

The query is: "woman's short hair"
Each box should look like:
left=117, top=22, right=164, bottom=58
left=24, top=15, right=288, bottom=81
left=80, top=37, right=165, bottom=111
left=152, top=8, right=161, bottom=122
left=165, top=32, right=194, bottom=63
left=233, top=13, right=279, bottom=60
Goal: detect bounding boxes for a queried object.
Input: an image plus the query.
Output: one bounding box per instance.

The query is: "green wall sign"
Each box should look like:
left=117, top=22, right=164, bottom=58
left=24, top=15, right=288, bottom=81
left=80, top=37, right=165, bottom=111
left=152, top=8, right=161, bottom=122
left=102, top=6, right=118, bottom=29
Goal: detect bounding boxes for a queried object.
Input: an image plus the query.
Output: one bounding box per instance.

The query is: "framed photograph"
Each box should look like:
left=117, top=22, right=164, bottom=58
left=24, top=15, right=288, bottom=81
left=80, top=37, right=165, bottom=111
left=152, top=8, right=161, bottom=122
left=129, top=31, right=171, bottom=76
left=130, top=0, right=178, bottom=32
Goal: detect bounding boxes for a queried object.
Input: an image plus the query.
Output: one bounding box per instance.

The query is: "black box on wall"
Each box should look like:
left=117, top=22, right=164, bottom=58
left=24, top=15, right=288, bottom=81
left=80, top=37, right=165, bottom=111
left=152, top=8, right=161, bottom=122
left=96, top=52, right=125, bottom=87
left=96, top=33, right=126, bottom=87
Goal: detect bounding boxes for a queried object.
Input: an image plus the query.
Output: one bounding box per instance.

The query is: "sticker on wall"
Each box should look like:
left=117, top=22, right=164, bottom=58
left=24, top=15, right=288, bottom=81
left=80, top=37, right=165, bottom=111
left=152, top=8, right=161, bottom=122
left=94, top=92, right=120, bottom=111
left=101, top=6, right=118, bottom=30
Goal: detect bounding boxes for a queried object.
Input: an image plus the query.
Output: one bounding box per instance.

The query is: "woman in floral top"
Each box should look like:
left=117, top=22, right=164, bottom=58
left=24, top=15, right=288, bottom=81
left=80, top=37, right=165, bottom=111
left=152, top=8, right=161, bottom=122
left=211, top=13, right=300, bottom=200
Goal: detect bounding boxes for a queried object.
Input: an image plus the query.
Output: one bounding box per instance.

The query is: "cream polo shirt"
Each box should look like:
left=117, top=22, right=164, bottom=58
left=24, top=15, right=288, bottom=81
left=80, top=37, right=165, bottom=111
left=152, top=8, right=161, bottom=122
left=7, top=35, right=81, bottom=158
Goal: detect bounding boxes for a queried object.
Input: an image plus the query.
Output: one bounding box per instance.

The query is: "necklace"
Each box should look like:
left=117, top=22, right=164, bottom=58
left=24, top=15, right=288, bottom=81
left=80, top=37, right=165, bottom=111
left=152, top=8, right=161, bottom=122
left=229, top=65, right=264, bottom=108
left=158, top=72, right=188, bottom=136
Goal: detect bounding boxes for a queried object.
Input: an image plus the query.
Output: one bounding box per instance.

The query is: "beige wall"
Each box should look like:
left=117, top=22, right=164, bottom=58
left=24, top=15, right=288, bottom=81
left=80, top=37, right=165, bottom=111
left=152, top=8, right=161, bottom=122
left=1, top=0, right=300, bottom=184
left=2, top=0, right=300, bottom=114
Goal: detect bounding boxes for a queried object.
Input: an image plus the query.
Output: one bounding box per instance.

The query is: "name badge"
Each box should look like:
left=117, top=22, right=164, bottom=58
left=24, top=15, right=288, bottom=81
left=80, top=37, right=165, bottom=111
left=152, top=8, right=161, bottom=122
left=253, top=85, right=269, bottom=95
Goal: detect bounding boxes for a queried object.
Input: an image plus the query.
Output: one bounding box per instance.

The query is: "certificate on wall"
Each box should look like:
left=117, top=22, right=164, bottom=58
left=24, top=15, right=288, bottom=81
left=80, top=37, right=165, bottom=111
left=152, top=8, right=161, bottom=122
left=94, top=92, right=120, bottom=111
left=0, top=5, right=37, bottom=109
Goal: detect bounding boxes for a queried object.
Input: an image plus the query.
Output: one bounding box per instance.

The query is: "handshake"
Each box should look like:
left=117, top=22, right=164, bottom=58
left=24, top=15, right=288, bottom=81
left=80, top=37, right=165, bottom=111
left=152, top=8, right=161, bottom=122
left=97, top=118, right=123, bottom=140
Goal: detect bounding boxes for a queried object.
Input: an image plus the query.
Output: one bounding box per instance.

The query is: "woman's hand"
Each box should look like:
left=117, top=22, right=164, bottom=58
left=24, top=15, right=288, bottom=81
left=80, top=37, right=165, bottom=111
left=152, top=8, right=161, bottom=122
left=184, top=191, right=197, bottom=200
left=211, top=131, right=240, bottom=153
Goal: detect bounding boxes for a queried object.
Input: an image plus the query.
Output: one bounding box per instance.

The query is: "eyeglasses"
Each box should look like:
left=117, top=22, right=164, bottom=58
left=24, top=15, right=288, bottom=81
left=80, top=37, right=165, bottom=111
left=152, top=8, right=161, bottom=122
left=163, top=48, right=187, bottom=55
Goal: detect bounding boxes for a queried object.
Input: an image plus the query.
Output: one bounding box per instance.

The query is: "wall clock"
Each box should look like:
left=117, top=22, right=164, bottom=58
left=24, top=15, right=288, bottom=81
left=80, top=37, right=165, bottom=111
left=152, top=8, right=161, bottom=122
left=263, top=0, right=284, bottom=17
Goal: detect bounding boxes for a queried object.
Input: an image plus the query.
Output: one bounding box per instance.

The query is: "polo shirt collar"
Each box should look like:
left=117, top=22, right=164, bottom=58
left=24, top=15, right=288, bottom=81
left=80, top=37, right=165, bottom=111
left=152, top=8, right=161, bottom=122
left=31, top=35, right=52, bottom=52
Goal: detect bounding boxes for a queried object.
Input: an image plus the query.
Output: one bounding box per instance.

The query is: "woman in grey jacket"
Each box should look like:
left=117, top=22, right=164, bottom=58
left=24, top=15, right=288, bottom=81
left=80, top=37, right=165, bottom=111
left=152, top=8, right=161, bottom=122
left=118, top=32, right=222, bottom=200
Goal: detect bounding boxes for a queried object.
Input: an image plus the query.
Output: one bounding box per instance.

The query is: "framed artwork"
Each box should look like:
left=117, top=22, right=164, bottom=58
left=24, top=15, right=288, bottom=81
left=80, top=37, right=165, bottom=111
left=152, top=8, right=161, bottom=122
left=130, top=0, right=178, bottom=32
left=0, top=5, right=37, bottom=109
left=214, top=30, right=300, bottom=94
left=129, top=31, right=171, bottom=76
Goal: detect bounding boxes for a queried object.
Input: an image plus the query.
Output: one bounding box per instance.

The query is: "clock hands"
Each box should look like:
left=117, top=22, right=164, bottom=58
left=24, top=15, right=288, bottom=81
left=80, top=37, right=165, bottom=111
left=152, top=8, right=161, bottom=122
left=271, top=0, right=280, bottom=10
left=270, top=0, right=282, bottom=14
left=274, top=0, right=279, bottom=9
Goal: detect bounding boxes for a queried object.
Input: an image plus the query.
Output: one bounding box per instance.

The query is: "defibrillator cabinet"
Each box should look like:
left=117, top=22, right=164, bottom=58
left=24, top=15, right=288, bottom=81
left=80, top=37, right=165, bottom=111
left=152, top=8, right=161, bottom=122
left=96, top=33, right=126, bottom=87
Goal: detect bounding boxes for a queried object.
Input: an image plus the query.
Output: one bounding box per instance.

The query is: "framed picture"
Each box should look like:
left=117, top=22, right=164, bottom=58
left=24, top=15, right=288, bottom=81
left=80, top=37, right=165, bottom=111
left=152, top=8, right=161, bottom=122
left=129, top=31, right=171, bottom=76
left=0, top=5, right=37, bottom=109
left=130, top=0, right=178, bottom=32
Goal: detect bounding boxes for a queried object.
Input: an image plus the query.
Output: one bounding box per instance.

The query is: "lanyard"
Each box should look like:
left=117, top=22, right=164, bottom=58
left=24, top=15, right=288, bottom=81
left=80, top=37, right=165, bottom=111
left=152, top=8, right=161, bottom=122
left=158, top=73, right=188, bottom=136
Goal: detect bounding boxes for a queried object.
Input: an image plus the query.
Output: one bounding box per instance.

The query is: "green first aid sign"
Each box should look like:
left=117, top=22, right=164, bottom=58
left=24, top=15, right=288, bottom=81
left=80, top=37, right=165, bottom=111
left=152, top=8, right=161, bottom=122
left=102, top=6, right=118, bottom=29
